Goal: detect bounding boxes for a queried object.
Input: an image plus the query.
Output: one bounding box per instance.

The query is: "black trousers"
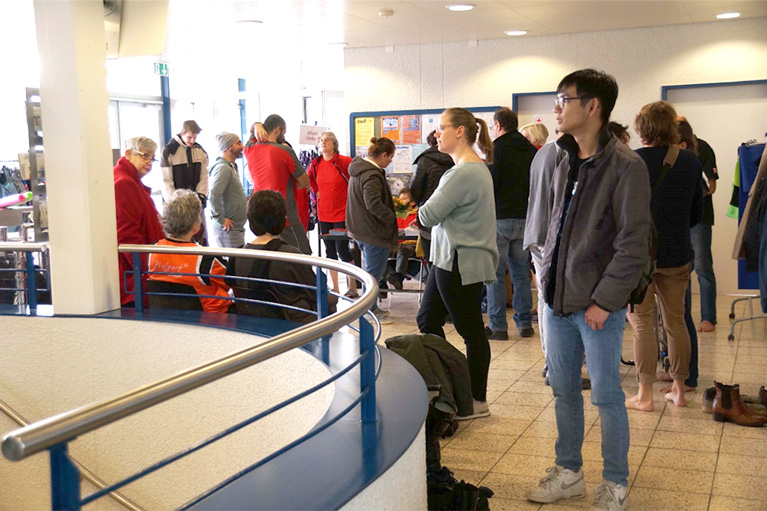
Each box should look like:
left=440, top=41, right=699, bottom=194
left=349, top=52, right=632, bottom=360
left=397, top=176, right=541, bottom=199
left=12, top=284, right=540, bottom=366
left=417, top=255, right=490, bottom=401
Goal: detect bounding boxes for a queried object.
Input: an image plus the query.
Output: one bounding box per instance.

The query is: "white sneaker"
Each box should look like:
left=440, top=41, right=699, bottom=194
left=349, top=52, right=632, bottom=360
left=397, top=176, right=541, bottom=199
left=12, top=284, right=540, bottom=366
left=591, top=480, right=628, bottom=511
left=455, top=400, right=490, bottom=421
left=528, top=465, right=586, bottom=503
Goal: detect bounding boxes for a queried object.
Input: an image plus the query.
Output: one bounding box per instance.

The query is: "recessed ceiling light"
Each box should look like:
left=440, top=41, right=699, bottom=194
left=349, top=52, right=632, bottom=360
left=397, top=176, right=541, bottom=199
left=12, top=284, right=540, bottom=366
left=446, top=4, right=475, bottom=12
left=505, top=30, right=528, bottom=36
left=238, top=19, right=263, bottom=24
left=716, top=12, right=741, bottom=19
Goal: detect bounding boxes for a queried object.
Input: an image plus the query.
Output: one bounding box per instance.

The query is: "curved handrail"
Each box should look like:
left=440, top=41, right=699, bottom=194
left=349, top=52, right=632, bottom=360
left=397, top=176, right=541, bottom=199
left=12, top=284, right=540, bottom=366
left=2, top=244, right=379, bottom=463
left=0, top=398, right=145, bottom=511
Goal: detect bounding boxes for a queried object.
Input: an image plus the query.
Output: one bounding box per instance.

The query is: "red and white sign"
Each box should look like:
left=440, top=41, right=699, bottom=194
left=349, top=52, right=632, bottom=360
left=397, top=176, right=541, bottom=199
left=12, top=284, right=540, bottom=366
left=535, top=116, right=543, bottom=123
left=299, top=124, right=328, bottom=146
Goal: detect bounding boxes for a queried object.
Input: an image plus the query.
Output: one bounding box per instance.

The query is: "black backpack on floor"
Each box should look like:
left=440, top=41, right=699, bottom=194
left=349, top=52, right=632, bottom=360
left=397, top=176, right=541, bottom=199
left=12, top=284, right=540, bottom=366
left=427, top=466, right=493, bottom=511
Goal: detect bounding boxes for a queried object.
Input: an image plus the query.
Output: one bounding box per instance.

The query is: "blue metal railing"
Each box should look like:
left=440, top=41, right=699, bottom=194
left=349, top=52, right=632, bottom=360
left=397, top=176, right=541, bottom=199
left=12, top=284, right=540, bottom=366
left=2, top=244, right=381, bottom=511
left=0, top=242, right=49, bottom=314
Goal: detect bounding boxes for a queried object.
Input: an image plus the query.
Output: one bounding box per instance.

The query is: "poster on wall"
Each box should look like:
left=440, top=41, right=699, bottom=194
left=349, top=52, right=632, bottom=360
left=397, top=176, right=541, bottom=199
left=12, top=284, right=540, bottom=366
left=354, top=117, right=375, bottom=145
left=381, top=116, right=400, bottom=142
left=401, top=115, right=421, bottom=144
left=421, top=113, right=440, bottom=141
left=388, top=145, right=414, bottom=175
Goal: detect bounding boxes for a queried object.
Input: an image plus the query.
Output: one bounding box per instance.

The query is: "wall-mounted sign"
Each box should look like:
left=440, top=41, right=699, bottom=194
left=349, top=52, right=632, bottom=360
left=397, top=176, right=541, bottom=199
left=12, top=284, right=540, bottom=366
left=299, top=124, right=327, bottom=146
left=153, top=62, right=169, bottom=76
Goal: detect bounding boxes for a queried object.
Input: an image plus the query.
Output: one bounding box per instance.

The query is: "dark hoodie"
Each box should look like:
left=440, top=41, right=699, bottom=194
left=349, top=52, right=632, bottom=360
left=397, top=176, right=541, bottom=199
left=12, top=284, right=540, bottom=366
left=411, top=146, right=454, bottom=207
left=489, top=130, right=538, bottom=219
left=345, top=157, right=398, bottom=249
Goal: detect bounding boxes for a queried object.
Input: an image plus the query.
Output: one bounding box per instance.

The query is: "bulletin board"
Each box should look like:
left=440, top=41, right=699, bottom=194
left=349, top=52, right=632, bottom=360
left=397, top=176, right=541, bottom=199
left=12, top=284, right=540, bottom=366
left=349, top=106, right=500, bottom=193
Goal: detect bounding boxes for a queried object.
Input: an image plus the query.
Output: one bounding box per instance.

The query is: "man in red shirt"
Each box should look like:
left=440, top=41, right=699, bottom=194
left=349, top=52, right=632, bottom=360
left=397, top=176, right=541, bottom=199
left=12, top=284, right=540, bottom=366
left=244, top=114, right=311, bottom=254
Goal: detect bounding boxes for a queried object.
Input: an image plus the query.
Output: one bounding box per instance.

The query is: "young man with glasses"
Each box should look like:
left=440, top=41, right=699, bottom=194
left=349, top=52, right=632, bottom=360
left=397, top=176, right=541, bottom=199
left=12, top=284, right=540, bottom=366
left=527, top=69, right=651, bottom=511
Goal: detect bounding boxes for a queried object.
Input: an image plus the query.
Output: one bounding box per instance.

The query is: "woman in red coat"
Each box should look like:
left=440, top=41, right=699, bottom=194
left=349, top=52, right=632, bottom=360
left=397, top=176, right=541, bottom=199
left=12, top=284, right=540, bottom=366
left=307, top=131, right=358, bottom=297
left=114, top=136, right=164, bottom=306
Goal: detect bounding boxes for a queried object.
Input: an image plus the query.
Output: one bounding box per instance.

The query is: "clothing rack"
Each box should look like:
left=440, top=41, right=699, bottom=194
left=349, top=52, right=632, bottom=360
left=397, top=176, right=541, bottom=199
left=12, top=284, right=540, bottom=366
left=728, top=133, right=767, bottom=341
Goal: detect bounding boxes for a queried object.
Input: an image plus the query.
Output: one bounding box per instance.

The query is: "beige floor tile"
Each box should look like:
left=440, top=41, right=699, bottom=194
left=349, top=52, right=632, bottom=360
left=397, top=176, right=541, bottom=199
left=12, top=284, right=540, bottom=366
left=709, top=495, right=767, bottom=511
left=491, top=404, right=547, bottom=421
left=721, top=421, right=767, bottom=439
left=463, top=416, right=534, bottom=436
left=730, top=372, right=767, bottom=385
left=716, top=453, right=767, bottom=476
left=487, top=497, right=543, bottom=511
left=507, top=380, right=556, bottom=395
left=495, top=391, right=554, bottom=407
left=649, top=430, right=721, bottom=452
left=720, top=435, right=767, bottom=457
left=446, top=430, right=520, bottom=453
left=492, top=453, right=553, bottom=476
left=450, top=468, right=488, bottom=485
left=633, top=465, right=714, bottom=494
left=479, top=473, right=543, bottom=501
left=440, top=447, right=505, bottom=472
left=625, top=487, right=710, bottom=510
left=712, top=472, right=767, bottom=500
left=660, top=403, right=719, bottom=421
left=523, top=420, right=561, bottom=439
left=641, top=447, right=717, bottom=472
left=627, top=412, right=662, bottom=430
left=508, top=436, right=556, bottom=456
left=656, top=415, right=724, bottom=436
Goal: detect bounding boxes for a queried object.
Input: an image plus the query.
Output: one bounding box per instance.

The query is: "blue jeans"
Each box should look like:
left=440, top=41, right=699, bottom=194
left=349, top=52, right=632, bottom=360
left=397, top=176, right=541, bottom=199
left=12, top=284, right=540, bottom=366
left=690, top=223, right=716, bottom=324
left=355, top=241, right=390, bottom=282
left=544, top=305, right=630, bottom=487
left=487, top=218, right=533, bottom=332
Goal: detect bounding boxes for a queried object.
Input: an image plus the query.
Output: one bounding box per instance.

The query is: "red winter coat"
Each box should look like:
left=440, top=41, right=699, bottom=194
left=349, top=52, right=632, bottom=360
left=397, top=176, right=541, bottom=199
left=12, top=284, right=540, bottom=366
left=114, top=157, right=164, bottom=306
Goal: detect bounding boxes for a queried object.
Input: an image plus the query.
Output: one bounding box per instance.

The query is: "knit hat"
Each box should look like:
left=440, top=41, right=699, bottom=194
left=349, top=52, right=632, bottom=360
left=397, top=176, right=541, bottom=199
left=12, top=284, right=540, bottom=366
left=216, top=132, right=240, bottom=153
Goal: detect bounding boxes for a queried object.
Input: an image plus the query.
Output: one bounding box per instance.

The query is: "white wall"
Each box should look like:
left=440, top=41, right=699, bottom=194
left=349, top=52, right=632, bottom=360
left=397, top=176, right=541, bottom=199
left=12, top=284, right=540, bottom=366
left=344, top=17, right=767, bottom=297
left=0, top=316, right=334, bottom=510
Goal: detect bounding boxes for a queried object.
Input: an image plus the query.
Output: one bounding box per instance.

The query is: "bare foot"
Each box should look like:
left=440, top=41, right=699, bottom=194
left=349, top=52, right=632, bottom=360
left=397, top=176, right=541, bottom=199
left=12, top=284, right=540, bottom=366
left=664, top=387, right=687, bottom=407
left=625, top=394, right=654, bottom=412
left=657, top=372, right=673, bottom=382
left=660, top=384, right=696, bottom=394
left=698, top=320, right=715, bottom=332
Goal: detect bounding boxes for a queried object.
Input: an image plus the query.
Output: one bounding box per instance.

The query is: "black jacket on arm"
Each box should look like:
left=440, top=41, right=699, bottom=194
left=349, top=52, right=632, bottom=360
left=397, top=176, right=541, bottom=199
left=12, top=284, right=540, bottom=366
left=488, top=130, right=538, bottom=219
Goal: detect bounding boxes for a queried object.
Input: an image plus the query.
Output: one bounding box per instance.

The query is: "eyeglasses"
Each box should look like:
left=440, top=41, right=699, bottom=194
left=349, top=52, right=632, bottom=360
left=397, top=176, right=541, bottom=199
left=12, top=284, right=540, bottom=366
left=134, top=150, right=157, bottom=163
left=554, top=95, right=586, bottom=108
left=436, top=124, right=454, bottom=132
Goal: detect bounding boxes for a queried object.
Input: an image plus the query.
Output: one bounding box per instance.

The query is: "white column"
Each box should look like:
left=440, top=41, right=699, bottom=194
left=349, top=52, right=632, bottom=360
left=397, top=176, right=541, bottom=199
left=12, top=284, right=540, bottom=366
left=33, top=0, right=119, bottom=314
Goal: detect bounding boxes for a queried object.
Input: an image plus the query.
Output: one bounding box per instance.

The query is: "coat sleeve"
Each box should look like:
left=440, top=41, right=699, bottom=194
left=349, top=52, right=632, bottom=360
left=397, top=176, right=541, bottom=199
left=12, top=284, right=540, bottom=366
left=591, top=159, right=652, bottom=311
left=196, top=148, right=209, bottom=199
left=307, top=159, right=319, bottom=194
left=418, top=170, right=465, bottom=228
left=362, top=174, right=397, bottom=227
left=160, top=145, right=175, bottom=202
left=208, top=164, right=230, bottom=225
left=410, top=159, right=428, bottom=204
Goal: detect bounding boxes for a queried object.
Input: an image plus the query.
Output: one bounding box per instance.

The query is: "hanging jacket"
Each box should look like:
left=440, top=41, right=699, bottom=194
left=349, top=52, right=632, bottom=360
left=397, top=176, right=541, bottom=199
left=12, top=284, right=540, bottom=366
left=385, top=333, right=474, bottom=417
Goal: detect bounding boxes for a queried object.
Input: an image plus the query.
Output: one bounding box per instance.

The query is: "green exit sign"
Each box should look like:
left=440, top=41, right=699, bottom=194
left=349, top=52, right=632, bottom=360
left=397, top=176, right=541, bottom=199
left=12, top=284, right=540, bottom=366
left=154, top=62, right=169, bottom=76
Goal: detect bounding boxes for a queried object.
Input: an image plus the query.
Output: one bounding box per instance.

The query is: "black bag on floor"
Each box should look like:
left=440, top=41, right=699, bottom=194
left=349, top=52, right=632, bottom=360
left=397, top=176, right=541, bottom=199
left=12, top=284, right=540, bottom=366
left=427, top=466, right=493, bottom=511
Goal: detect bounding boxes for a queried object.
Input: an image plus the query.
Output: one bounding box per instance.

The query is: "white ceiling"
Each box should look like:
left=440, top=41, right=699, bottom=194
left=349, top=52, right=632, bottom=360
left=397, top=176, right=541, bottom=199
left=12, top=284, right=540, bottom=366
left=165, top=0, right=767, bottom=53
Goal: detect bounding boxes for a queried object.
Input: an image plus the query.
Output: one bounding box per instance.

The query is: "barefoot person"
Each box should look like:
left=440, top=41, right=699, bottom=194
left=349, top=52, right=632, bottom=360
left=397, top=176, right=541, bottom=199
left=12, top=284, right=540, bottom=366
left=625, top=101, right=703, bottom=412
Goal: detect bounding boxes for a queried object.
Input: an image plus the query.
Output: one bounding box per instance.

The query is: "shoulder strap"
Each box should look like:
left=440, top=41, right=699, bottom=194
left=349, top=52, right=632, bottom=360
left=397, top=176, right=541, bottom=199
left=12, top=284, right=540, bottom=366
left=330, top=158, right=349, bottom=184
left=652, top=145, right=680, bottom=194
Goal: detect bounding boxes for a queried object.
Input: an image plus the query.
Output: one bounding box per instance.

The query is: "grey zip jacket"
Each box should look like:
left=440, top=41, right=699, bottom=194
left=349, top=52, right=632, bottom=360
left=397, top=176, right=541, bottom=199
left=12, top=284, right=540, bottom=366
left=540, top=130, right=651, bottom=315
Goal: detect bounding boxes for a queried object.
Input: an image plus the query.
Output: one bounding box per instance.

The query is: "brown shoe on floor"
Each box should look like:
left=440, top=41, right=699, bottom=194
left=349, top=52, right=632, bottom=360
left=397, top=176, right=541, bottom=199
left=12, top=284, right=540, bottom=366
left=760, top=386, right=767, bottom=408
left=712, top=382, right=767, bottom=427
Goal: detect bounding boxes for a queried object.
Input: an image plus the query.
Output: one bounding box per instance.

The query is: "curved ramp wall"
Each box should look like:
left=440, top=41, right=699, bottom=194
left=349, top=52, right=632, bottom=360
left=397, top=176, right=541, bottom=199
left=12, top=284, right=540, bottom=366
left=0, top=316, right=334, bottom=510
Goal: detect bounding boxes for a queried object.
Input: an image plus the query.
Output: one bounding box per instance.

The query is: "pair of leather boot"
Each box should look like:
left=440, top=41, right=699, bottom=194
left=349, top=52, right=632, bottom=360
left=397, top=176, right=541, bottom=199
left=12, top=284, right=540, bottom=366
left=712, top=382, right=767, bottom=427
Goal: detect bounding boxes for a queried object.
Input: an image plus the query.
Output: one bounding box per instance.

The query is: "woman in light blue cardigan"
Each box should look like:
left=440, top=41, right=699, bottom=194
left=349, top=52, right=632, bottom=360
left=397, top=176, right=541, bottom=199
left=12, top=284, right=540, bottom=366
left=416, top=107, right=499, bottom=420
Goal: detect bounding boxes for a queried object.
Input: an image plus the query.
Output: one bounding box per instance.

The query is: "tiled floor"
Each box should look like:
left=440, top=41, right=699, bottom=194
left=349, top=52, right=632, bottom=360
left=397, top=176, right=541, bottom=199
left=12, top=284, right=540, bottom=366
left=375, top=288, right=767, bottom=511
